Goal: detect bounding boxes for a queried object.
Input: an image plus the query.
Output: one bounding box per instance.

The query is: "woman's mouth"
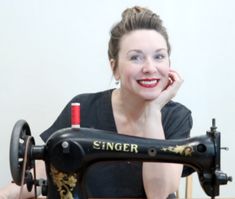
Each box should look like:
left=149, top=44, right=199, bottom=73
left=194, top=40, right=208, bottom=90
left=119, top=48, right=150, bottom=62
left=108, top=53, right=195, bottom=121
left=137, top=79, right=160, bottom=88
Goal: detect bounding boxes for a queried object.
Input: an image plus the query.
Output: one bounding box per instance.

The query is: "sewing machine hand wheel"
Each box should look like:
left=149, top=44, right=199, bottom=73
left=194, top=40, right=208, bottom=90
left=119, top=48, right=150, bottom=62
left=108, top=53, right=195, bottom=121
left=10, top=120, right=35, bottom=186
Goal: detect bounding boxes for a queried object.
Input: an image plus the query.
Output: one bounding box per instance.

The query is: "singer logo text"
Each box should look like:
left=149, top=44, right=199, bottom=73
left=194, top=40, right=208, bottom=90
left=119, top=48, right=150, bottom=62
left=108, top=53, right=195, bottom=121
left=93, top=141, right=138, bottom=153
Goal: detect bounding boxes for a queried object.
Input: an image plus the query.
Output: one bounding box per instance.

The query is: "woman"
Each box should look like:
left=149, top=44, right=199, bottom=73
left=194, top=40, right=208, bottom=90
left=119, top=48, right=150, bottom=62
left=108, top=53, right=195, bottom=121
left=0, top=6, right=193, bottom=199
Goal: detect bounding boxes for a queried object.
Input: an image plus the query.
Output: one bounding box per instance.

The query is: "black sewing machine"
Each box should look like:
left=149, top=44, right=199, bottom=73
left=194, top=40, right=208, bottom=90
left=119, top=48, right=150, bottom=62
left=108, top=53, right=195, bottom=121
left=9, top=119, right=232, bottom=199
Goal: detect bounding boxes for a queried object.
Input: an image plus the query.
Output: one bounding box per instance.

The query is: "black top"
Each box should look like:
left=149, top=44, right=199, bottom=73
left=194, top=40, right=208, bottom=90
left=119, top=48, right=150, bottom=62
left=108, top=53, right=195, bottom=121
left=40, top=89, right=194, bottom=198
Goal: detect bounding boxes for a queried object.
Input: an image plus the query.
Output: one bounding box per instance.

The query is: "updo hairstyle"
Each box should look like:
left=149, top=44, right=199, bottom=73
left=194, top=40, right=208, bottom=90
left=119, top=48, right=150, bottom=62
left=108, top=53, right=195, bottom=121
left=108, top=6, right=171, bottom=73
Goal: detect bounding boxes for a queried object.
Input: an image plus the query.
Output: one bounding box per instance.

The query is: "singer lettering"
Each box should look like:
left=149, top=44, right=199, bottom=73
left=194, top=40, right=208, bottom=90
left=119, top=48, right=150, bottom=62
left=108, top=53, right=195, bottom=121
left=93, top=141, right=138, bottom=153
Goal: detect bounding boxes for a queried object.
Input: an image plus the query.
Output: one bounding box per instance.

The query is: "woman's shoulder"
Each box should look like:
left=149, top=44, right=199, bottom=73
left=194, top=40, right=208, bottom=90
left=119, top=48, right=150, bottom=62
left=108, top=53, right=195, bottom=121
left=162, top=101, right=193, bottom=140
left=162, top=100, right=191, bottom=115
left=162, top=101, right=192, bottom=129
left=71, top=89, right=113, bottom=103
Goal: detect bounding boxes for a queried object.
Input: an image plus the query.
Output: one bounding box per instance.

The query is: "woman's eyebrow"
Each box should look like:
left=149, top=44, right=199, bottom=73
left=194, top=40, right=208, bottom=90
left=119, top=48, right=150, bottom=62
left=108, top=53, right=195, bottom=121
left=127, top=48, right=167, bottom=54
left=127, top=49, right=143, bottom=54
left=155, top=48, right=168, bottom=53
left=126, top=48, right=168, bottom=57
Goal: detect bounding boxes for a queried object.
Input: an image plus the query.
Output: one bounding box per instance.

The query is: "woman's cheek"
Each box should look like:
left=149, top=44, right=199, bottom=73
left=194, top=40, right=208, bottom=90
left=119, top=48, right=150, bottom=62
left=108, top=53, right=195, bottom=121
left=158, top=62, right=170, bottom=75
left=161, top=69, right=170, bottom=90
left=164, top=65, right=170, bottom=76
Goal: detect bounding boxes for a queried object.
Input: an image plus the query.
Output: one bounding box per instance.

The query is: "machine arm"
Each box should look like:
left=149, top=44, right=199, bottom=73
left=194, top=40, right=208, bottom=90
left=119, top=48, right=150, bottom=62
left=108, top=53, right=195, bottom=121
left=10, top=119, right=232, bottom=199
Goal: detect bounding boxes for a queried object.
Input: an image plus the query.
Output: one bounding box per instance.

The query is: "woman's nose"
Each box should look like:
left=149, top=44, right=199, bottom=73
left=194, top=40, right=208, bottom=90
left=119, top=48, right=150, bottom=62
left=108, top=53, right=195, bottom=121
left=142, top=59, right=157, bottom=73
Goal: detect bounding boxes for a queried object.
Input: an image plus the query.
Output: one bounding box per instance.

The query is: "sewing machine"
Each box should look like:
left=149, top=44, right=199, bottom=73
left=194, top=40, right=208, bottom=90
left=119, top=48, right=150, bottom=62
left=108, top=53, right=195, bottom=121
left=9, top=118, right=232, bottom=199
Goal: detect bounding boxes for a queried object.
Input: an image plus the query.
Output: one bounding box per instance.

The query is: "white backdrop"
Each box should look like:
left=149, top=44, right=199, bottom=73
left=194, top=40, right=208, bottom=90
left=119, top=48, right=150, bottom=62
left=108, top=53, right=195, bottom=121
left=0, top=0, right=234, bottom=198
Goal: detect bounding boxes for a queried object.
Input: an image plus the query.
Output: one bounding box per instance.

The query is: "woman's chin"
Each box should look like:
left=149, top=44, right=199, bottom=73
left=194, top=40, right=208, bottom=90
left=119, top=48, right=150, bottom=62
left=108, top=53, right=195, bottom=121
left=140, top=93, right=161, bottom=101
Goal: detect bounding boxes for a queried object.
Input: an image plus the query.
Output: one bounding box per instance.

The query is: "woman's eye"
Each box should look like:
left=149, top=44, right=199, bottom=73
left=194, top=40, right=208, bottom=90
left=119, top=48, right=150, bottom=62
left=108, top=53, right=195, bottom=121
left=154, top=54, right=165, bottom=60
left=130, top=55, right=142, bottom=61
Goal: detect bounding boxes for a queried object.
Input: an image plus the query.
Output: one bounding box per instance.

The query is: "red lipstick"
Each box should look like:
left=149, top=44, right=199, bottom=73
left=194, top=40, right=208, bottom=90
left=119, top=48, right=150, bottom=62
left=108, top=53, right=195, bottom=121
left=137, top=78, right=159, bottom=88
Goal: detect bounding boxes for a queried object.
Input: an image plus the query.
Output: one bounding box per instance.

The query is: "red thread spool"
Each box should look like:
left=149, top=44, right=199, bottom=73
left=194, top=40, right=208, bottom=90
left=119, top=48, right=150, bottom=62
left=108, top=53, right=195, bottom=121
left=71, top=103, right=80, bottom=128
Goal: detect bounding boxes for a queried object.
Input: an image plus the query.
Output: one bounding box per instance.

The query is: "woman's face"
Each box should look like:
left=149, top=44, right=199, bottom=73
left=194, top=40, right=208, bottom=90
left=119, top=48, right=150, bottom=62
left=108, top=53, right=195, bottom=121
left=114, top=29, right=170, bottom=100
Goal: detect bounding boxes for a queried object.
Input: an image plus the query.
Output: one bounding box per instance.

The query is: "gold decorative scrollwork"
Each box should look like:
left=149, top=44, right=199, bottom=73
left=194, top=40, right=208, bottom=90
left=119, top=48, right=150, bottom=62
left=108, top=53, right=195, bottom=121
left=161, top=145, right=193, bottom=156
left=50, top=165, right=78, bottom=199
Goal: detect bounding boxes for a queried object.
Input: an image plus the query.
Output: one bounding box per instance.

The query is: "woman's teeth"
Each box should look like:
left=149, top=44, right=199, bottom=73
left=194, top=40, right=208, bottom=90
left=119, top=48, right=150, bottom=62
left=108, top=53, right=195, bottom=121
left=138, top=79, right=159, bottom=87
left=139, top=80, right=157, bottom=85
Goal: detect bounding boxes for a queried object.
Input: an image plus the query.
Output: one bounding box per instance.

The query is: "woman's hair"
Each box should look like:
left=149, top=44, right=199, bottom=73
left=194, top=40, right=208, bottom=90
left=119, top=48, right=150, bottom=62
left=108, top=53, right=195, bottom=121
left=108, top=6, right=171, bottom=73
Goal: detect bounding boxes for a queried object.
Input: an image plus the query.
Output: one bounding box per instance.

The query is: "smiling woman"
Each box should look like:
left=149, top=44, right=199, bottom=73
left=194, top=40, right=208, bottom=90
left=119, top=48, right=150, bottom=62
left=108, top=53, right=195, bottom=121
left=114, top=29, right=170, bottom=100
left=0, top=5, right=193, bottom=199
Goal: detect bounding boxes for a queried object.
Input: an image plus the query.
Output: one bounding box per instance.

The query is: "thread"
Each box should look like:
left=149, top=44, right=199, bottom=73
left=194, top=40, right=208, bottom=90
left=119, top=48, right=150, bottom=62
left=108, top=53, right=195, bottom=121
left=71, top=103, right=80, bottom=128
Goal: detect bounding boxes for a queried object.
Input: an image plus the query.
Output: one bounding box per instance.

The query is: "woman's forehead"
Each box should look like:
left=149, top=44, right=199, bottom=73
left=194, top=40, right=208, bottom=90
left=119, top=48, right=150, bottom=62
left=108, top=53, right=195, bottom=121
left=119, top=30, right=168, bottom=53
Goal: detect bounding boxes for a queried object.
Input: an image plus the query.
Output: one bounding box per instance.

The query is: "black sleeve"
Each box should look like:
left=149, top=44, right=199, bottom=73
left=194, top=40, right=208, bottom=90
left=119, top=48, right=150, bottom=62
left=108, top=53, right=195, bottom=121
left=162, top=101, right=195, bottom=177
left=162, top=102, right=193, bottom=140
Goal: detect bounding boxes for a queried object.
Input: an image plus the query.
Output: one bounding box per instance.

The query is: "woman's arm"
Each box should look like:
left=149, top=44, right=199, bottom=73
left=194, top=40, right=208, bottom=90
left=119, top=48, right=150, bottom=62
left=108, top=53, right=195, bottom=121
left=142, top=110, right=183, bottom=199
left=0, top=160, right=46, bottom=199
left=142, top=70, right=184, bottom=199
left=143, top=160, right=183, bottom=199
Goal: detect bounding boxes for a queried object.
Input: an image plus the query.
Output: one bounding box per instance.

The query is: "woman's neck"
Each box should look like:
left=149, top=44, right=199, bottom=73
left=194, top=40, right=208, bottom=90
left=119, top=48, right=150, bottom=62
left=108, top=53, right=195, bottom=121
left=112, top=88, right=146, bottom=122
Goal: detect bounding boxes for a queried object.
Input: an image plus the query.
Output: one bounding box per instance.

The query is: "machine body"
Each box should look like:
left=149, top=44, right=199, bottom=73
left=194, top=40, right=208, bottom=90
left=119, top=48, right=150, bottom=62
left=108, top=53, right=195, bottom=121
left=9, top=119, right=232, bottom=199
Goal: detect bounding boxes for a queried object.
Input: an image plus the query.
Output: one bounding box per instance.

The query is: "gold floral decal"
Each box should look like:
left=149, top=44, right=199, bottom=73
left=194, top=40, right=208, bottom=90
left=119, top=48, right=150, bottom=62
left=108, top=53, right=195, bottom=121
left=50, top=165, right=78, bottom=199
left=161, top=145, right=193, bottom=156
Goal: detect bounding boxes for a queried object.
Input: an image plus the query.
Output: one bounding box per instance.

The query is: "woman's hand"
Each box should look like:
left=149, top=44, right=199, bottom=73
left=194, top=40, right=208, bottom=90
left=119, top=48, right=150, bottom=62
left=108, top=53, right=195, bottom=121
left=155, top=69, right=183, bottom=110
left=143, top=69, right=183, bottom=118
left=0, top=183, right=17, bottom=199
left=0, top=191, right=7, bottom=199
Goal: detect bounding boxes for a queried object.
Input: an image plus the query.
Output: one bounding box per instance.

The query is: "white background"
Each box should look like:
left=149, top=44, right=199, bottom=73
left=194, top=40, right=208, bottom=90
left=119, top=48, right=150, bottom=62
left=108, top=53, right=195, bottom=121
left=0, top=0, right=234, bottom=198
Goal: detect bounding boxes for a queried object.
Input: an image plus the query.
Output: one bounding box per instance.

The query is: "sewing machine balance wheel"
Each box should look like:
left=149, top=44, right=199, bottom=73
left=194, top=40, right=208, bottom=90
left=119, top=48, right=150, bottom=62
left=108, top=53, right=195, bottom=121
left=10, top=119, right=35, bottom=185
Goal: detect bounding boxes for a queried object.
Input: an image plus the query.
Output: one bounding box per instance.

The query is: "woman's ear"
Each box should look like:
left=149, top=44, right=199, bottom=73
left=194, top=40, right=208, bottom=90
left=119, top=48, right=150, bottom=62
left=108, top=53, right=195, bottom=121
left=110, top=59, right=120, bottom=80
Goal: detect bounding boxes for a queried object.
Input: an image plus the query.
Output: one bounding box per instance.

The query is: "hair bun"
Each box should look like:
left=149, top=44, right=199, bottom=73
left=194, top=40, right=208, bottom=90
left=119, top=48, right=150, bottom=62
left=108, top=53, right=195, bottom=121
left=122, top=6, right=152, bottom=19
left=108, top=5, right=171, bottom=68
